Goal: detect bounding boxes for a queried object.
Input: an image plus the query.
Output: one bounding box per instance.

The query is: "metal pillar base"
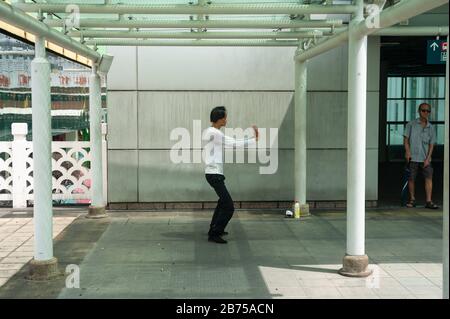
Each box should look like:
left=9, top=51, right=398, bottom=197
left=26, top=257, right=61, bottom=281
left=300, top=204, right=310, bottom=217
left=86, top=206, right=108, bottom=219
left=338, top=254, right=372, bottom=277
left=292, top=203, right=311, bottom=217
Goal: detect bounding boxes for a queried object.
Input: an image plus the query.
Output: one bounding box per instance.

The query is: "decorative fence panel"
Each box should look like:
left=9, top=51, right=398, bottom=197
left=0, top=142, right=12, bottom=201
left=0, top=123, right=107, bottom=207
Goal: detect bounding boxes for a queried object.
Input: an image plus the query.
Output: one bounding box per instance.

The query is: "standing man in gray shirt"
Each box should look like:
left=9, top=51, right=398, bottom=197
left=403, top=102, right=439, bottom=209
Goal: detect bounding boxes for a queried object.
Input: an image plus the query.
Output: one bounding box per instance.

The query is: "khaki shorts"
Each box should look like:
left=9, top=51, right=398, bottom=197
left=409, top=161, right=433, bottom=180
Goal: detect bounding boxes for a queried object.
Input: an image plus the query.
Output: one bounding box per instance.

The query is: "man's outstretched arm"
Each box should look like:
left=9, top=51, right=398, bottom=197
left=222, top=126, right=259, bottom=148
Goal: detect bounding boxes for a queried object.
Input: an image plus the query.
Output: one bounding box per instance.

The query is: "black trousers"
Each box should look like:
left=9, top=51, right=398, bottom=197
left=205, top=174, right=235, bottom=237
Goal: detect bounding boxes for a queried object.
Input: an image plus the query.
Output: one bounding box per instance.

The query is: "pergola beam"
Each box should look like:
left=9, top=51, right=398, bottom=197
left=14, top=2, right=358, bottom=15
left=354, top=0, right=449, bottom=38
left=67, top=27, right=449, bottom=43
left=83, top=39, right=300, bottom=47
left=67, top=26, right=449, bottom=39
left=0, top=0, right=100, bottom=63
left=295, top=0, right=449, bottom=62
left=374, top=26, right=449, bottom=36
left=70, top=30, right=323, bottom=39
left=44, top=18, right=343, bottom=29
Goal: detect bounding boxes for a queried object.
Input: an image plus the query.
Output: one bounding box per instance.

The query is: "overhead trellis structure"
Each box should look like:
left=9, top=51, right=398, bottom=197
left=1, top=0, right=448, bottom=50
left=0, top=0, right=446, bottom=55
left=0, top=0, right=448, bottom=297
left=3, top=0, right=447, bottom=49
left=6, top=0, right=351, bottom=49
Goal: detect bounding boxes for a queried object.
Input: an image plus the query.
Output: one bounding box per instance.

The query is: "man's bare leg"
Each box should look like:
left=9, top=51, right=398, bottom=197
left=408, top=179, right=416, bottom=206
left=425, top=178, right=433, bottom=203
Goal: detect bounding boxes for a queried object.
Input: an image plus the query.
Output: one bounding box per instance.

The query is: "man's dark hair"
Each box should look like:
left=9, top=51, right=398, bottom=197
left=210, top=106, right=227, bottom=122
left=418, top=103, right=431, bottom=111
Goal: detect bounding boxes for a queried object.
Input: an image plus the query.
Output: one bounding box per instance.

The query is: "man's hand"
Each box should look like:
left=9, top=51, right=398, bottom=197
left=252, top=125, right=259, bottom=141
left=405, top=152, right=411, bottom=162
left=424, top=158, right=431, bottom=168
left=404, top=137, right=411, bottom=163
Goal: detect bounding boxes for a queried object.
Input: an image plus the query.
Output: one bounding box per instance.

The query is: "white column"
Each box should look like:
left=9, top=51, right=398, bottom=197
left=443, top=35, right=449, bottom=299
left=89, top=66, right=104, bottom=209
left=11, top=123, right=28, bottom=209
left=347, top=0, right=367, bottom=257
left=101, top=123, right=108, bottom=206
left=31, top=35, right=53, bottom=261
left=294, top=59, right=307, bottom=205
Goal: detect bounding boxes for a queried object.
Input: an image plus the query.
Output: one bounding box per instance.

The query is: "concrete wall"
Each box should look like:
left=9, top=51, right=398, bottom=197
left=408, top=4, right=449, bottom=26
left=106, top=37, right=380, bottom=203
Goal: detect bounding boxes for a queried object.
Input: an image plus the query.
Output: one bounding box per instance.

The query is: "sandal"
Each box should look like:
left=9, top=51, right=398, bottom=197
left=425, top=201, right=439, bottom=209
left=406, top=200, right=416, bottom=208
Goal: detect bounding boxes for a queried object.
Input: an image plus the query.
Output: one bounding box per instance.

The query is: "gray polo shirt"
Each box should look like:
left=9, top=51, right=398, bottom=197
left=403, top=118, right=436, bottom=162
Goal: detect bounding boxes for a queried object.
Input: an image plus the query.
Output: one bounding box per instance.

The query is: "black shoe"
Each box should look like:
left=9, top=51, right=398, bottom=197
left=207, top=231, right=228, bottom=236
left=425, top=201, right=439, bottom=209
left=208, top=236, right=227, bottom=244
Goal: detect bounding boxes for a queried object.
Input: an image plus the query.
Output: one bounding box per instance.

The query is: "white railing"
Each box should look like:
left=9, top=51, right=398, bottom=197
left=0, top=141, right=13, bottom=202
left=0, top=123, right=108, bottom=208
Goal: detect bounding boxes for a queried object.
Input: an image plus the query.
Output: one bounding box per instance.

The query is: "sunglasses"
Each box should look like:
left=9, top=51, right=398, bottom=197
left=420, top=109, right=431, bottom=113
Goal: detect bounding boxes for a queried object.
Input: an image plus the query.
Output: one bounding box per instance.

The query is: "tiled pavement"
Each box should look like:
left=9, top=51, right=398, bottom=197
left=0, top=210, right=80, bottom=288
left=0, top=208, right=444, bottom=299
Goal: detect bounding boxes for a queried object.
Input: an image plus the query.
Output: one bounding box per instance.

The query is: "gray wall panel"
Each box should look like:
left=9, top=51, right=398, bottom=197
left=368, top=36, right=380, bottom=92
left=138, top=91, right=294, bottom=149
left=307, top=45, right=348, bottom=92
left=107, top=91, right=138, bottom=149
left=138, top=150, right=216, bottom=202
left=138, top=149, right=292, bottom=202
left=367, top=92, right=380, bottom=149
left=106, top=33, right=381, bottom=203
left=135, top=148, right=377, bottom=202
left=107, top=46, right=137, bottom=91
left=307, top=92, right=348, bottom=149
left=108, top=150, right=138, bottom=202
left=220, top=149, right=293, bottom=201
left=306, top=91, right=379, bottom=149
left=307, top=149, right=378, bottom=201
left=137, top=47, right=297, bottom=91
left=409, top=4, right=449, bottom=26
left=307, top=37, right=379, bottom=92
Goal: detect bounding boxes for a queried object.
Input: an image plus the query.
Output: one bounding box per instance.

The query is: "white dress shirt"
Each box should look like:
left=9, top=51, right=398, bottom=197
left=203, top=126, right=256, bottom=175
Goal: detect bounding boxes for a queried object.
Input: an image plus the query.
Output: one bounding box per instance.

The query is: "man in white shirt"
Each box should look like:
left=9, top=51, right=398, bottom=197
left=204, top=106, right=258, bottom=244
